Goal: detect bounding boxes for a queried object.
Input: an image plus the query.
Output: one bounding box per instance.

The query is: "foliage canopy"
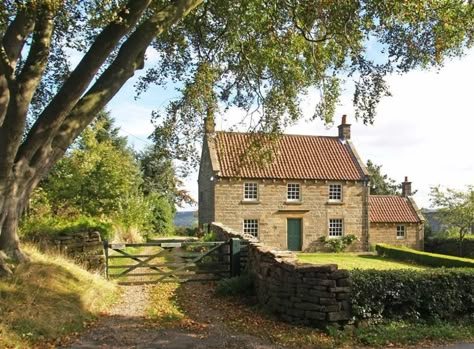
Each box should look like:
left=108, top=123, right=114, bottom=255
left=430, top=186, right=474, bottom=254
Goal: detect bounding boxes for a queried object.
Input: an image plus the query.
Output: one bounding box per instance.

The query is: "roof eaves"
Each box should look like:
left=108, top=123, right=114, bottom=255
left=344, top=140, right=369, bottom=179
left=407, top=196, right=425, bottom=223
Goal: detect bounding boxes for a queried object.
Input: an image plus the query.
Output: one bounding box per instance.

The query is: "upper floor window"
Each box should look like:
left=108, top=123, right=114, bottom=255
left=329, top=219, right=343, bottom=238
left=243, top=182, right=258, bottom=201
left=243, top=219, right=259, bottom=238
left=287, top=183, right=301, bottom=201
left=396, top=225, right=406, bottom=239
left=329, top=184, right=342, bottom=201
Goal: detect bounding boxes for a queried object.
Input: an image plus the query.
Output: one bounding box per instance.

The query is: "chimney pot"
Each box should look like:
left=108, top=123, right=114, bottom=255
left=402, top=176, right=412, bottom=197
left=338, top=115, right=351, bottom=140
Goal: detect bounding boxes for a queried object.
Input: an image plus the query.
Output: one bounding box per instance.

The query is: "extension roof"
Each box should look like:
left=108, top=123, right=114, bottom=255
left=369, top=196, right=423, bottom=223
left=208, top=131, right=367, bottom=180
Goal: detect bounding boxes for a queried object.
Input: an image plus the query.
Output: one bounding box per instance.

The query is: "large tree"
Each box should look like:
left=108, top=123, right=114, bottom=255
left=0, top=0, right=473, bottom=272
left=430, top=186, right=474, bottom=256
left=366, top=160, right=400, bottom=195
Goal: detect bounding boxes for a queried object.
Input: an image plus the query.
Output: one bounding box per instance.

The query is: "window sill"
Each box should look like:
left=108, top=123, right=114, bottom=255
left=396, top=237, right=406, bottom=240
left=285, top=201, right=303, bottom=205
left=241, top=200, right=260, bottom=205
left=326, top=201, right=344, bottom=205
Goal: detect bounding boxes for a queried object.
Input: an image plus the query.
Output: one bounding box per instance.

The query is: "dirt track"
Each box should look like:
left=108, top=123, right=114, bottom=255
left=61, top=283, right=287, bottom=349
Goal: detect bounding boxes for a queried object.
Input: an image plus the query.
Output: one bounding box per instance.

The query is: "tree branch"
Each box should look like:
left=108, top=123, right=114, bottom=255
left=0, top=8, right=36, bottom=128
left=0, top=65, right=10, bottom=128
left=2, top=8, right=36, bottom=72
left=51, top=0, right=205, bottom=153
left=0, top=5, right=54, bottom=179
left=26, top=0, right=204, bottom=185
left=18, top=0, right=153, bottom=163
left=16, top=6, right=54, bottom=105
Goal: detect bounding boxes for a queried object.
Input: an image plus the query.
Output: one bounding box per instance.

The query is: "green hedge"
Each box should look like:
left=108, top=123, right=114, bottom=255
left=351, top=268, right=474, bottom=322
left=21, top=216, right=114, bottom=240
left=425, top=238, right=474, bottom=259
left=375, top=243, right=474, bottom=268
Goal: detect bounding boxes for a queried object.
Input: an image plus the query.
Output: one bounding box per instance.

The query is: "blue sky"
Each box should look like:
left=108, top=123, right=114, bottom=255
left=108, top=47, right=474, bottom=211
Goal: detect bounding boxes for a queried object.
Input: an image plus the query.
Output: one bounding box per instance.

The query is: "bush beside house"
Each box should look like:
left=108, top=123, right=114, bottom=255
left=425, top=237, right=474, bottom=259
left=351, top=268, right=474, bottom=323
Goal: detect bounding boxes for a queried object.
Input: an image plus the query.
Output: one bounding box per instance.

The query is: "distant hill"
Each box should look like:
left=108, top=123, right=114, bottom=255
left=174, top=211, right=198, bottom=227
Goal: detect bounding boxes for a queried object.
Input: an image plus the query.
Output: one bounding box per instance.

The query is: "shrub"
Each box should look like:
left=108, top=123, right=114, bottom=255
left=319, top=234, right=359, bottom=252
left=201, top=231, right=217, bottom=242
left=425, top=237, right=474, bottom=259
left=216, top=273, right=255, bottom=297
left=351, top=268, right=474, bottom=323
left=375, top=243, right=474, bottom=268
left=20, top=215, right=114, bottom=240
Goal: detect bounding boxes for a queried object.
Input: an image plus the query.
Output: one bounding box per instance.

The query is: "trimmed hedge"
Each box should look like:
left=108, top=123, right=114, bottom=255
left=351, top=268, right=474, bottom=322
left=425, top=237, right=474, bottom=259
left=375, top=243, right=474, bottom=268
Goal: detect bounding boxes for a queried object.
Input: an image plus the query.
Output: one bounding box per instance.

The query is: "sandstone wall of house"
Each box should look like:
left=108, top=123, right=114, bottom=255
left=31, top=231, right=105, bottom=271
left=211, top=223, right=352, bottom=328
left=213, top=179, right=368, bottom=251
left=370, top=223, right=423, bottom=250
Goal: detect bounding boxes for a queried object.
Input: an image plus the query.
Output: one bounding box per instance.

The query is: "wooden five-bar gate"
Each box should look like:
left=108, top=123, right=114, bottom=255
left=103, top=238, right=245, bottom=285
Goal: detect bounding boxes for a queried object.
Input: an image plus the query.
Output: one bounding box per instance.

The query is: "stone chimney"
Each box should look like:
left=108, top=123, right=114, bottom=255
left=402, top=176, right=412, bottom=197
left=338, top=114, right=351, bottom=140
left=204, top=106, right=215, bottom=134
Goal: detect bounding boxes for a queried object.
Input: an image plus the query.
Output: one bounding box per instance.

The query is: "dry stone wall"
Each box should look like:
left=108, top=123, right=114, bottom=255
left=211, top=222, right=352, bottom=327
left=31, top=231, right=105, bottom=271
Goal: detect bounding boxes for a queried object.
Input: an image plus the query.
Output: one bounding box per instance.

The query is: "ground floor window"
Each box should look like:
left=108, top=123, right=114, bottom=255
left=329, top=219, right=343, bottom=237
left=396, top=225, right=406, bottom=239
left=243, top=219, right=259, bottom=238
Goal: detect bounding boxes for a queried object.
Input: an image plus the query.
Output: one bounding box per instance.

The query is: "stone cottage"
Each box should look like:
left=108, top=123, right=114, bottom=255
left=198, top=115, right=424, bottom=251
left=369, top=179, right=425, bottom=250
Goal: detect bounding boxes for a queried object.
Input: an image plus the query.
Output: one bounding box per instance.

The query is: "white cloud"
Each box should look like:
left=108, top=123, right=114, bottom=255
left=288, top=51, right=474, bottom=208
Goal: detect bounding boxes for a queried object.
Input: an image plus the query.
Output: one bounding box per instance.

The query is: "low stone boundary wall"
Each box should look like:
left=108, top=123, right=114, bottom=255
left=211, top=222, right=351, bottom=327
left=30, top=231, right=105, bottom=271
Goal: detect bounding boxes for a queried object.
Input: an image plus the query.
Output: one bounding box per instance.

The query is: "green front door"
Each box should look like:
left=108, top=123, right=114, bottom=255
left=287, top=218, right=302, bottom=251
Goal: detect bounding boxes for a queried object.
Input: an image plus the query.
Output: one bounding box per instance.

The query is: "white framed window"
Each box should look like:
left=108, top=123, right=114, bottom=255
left=243, top=219, right=259, bottom=238
left=329, top=219, right=343, bottom=238
left=329, top=183, right=343, bottom=201
left=243, top=182, right=258, bottom=201
left=287, top=183, right=301, bottom=201
left=396, top=225, right=406, bottom=239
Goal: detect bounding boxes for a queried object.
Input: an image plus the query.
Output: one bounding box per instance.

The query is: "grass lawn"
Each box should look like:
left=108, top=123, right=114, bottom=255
left=0, top=245, right=119, bottom=348
left=297, top=253, right=427, bottom=270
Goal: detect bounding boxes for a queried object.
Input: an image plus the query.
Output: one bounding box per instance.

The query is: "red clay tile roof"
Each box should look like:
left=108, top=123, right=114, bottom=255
left=211, top=132, right=366, bottom=180
left=369, top=196, right=421, bottom=223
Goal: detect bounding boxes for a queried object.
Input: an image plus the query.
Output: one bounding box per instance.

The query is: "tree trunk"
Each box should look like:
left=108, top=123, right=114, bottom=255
left=0, top=0, right=204, bottom=274
left=0, top=175, right=30, bottom=274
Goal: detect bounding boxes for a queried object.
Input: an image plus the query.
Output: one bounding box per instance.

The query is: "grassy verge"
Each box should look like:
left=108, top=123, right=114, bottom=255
left=297, top=253, right=426, bottom=270
left=333, top=320, right=474, bottom=347
left=0, top=245, right=119, bottom=348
